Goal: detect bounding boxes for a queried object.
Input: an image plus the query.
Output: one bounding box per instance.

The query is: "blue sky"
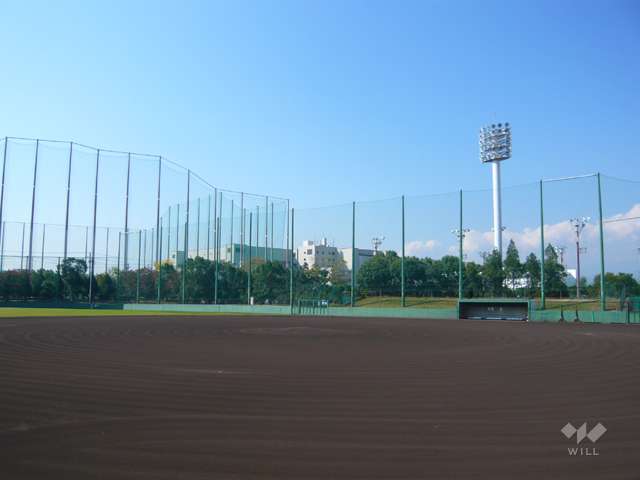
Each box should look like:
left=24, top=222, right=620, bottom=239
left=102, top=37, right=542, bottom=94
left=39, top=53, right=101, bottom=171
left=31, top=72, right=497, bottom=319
left=0, top=0, right=638, bottom=276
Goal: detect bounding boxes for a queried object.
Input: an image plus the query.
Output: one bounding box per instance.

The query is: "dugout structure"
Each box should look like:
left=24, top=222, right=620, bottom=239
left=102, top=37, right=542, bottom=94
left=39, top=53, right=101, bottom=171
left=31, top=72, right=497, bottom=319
left=458, top=299, right=533, bottom=321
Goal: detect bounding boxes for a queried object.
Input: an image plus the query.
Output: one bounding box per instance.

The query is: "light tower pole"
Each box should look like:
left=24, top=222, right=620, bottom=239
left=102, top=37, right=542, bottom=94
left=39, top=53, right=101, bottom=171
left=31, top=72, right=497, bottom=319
left=570, top=217, right=590, bottom=299
left=480, top=123, right=512, bottom=258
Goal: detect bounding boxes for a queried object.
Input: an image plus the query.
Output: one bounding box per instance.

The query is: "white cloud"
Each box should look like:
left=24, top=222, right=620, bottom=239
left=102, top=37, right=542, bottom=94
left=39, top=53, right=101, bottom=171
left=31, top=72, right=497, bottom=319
left=405, top=239, right=439, bottom=257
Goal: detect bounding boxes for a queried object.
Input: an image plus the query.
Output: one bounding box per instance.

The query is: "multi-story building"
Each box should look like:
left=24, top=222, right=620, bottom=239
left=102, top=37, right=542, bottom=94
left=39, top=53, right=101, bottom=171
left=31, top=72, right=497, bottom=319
left=296, top=239, right=341, bottom=269
left=296, top=239, right=376, bottom=275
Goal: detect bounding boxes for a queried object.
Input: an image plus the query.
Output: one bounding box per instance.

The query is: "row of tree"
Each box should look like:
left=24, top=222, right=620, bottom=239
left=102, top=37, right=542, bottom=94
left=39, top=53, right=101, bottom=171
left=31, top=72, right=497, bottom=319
left=0, top=239, right=638, bottom=304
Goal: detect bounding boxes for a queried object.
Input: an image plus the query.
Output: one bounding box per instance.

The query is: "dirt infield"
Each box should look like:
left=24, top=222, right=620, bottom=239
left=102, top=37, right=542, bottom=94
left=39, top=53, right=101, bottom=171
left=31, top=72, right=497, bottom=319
left=1, top=315, right=638, bottom=479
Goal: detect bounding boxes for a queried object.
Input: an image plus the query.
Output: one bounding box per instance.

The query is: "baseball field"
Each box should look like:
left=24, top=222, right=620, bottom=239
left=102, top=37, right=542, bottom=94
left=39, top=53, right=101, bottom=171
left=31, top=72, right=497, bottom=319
left=1, top=314, right=638, bottom=479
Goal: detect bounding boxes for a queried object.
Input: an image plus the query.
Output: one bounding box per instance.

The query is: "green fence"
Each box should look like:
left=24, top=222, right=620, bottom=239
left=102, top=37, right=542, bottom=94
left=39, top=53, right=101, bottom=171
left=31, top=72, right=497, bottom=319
left=1, top=136, right=639, bottom=323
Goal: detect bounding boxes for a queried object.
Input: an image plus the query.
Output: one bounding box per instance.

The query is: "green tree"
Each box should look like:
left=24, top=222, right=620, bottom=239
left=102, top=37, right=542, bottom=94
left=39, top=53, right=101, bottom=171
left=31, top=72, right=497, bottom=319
left=463, top=261, right=484, bottom=298
left=503, top=239, right=522, bottom=295
left=523, top=253, right=541, bottom=297
left=544, top=244, right=568, bottom=297
left=252, top=261, right=287, bottom=304
left=482, top=250, right=504, bottom=297
left=357, top=253, right=392, bottom=296
left=95, top=272, right=116, bottom=301
left=59, top=258, right=88, bottom=301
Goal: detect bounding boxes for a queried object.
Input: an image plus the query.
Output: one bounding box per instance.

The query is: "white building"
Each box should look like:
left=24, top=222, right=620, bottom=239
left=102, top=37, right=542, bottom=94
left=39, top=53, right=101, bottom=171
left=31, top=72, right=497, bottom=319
left=296, top=239, right=377, bottom=275
left=339, top=247, right=376, bottom=274
left=297, top=239, right=341, bottom=269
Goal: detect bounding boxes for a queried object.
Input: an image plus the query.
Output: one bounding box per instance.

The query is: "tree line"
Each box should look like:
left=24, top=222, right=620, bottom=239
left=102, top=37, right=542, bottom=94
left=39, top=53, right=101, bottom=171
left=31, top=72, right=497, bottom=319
left=0, top=239, right=638, bottom=304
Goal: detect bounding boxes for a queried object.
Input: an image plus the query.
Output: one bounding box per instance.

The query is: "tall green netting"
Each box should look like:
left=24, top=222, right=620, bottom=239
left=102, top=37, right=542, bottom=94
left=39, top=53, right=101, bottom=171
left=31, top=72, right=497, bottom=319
left=295, top=202, right=353, bottom=307
left=404, top=190, right=460, bottom=307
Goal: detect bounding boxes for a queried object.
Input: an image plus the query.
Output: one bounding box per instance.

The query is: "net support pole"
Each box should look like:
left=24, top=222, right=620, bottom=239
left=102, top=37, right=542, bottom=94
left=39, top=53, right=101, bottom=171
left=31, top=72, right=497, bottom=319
left=539, top=180, right=546, bottom=309
left=181, top=170, right=190, bottom=304
left=88, top=149, right=100, bottom=306
left=597, top=172, right=606, bottom=311
left=0, top=138, right=7, bottom=247
left=458, top=189, right=463, bottom=301
left=214, top=191, right=221, bottom=304
left=116, top=231, right=121, bottom=298
left=401, top=195, right=406, bottom=307
left=285, top=199, right=290, bottom=268
left=351, top=201, right=356, bottom=307
left=213, top=190, right=218, bottom=304
left=137, top=230, right=141, bottom=303
left=289, top=208, right=294, bottom=314
left=206, top=196, right=211, bottom=260
left=123, top=153, right=131, bottom=270
left=155, top=157, right=162, bottom=267
left=239, top=193, right=244, bottom=267
left=27, top=139, right=39, bottom=272
left=63, top=142, right=72, bottom=260
left=248, top=211, right=253, bottom=305
left=157, top=219, right=163, bottom=304
left=230, top=199, right=234, bottom=265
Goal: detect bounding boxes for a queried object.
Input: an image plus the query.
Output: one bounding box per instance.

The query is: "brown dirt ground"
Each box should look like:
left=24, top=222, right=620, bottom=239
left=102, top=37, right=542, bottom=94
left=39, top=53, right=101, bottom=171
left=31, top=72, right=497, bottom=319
left=1, top=315, right=639, bottom=479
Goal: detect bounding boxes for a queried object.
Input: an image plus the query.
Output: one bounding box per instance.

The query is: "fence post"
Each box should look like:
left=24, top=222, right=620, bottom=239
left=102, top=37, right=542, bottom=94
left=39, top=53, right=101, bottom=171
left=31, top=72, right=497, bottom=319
left=256, top=204, right=260, bottom=256
left=597, top=173, right=606, bottom=311
left=401, top=195, right=406, bottom=307
left=351, top=201, right=356, bottom=307
left=458, top=189, right=463, bottom=301
left=290, top=208, right=294, bottom=314
left=182, top=170, right=190, bottom=304
left=539, top=180, right=546, bottom=309
left=27, top=139, right=39, bottom=271
left=248, top=211, right=252, bottom=304
left=88, top=149, right=100, bottom=306
left=116, top=231, right=121, bottom=299
left=270, top=201, right=274, bottom=262
left=63, top=142, right=72, bottom=260
left=123, top=153, right=131, bottom=270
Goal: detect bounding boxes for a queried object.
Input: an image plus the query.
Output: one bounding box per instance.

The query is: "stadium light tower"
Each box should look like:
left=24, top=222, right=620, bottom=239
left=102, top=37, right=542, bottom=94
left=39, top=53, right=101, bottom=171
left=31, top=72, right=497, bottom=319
left=570, top=217, right=590, bottom=299
left=480, top=123, right=512, bottom=258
